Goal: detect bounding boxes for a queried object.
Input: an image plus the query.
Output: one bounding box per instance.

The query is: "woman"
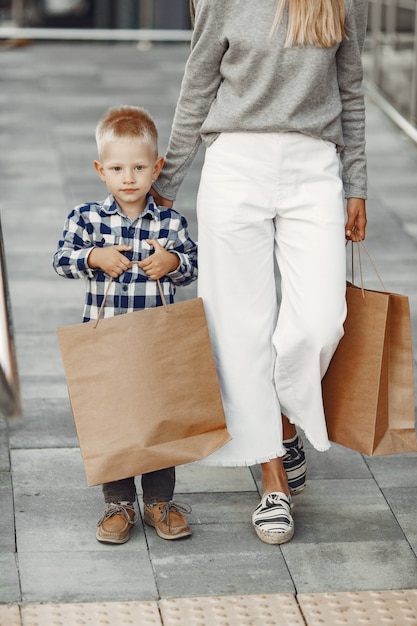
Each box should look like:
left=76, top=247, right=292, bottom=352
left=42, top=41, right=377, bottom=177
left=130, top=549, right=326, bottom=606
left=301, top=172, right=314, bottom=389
left=152, top=0, right=368, bottom=544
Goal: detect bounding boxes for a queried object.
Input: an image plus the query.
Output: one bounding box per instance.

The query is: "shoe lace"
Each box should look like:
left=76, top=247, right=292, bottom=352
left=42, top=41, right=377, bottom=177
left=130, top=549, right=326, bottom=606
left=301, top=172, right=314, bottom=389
left=159, top=500, right=192, bottom=528
left=97, top=503, right=139, bottom=526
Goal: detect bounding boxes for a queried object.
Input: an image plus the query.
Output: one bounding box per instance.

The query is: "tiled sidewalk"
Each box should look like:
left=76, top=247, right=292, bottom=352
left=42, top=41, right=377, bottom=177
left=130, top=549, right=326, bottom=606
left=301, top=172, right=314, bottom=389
left=0, top=41, right=416, bottom=624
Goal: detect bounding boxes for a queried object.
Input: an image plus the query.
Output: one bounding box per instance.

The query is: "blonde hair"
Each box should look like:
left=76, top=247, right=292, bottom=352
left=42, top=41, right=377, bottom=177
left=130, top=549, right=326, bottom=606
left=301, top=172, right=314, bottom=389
left=95, top=105, right=159, bottom=159
left=189, top=0, right=195, bottom=26
left=271, top=0, right=347, bottom=48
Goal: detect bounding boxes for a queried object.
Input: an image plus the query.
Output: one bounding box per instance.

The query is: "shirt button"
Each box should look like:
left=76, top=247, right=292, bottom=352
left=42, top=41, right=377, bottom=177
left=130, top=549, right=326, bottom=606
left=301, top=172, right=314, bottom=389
left=122, top=285, right=128, bottom=292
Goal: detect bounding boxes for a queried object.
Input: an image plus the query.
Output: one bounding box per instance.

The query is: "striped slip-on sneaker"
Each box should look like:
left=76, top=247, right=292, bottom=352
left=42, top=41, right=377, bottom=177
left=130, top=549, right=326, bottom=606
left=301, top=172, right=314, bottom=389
left=283, top=433, right=306, bottom=495
left=252, top=492, right=294, bottom=545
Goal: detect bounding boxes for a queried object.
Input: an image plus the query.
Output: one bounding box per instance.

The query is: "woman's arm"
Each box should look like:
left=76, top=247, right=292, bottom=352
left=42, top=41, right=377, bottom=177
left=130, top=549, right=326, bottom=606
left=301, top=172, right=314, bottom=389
left=336, top=0, right=369, bottom=200
left=152, top=0, right=226, bottom=202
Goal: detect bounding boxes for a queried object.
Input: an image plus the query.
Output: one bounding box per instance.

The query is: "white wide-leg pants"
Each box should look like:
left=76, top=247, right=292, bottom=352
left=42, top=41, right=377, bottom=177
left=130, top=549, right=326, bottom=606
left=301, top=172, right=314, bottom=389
left=197, top=132, right=346, bottom=465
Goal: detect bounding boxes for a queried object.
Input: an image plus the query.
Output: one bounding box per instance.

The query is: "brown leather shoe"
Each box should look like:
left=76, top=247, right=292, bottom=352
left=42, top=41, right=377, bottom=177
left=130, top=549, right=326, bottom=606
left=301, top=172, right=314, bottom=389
left=96, top=503, right=138, bottom=544
left=144, top=501, right=192, bottom=540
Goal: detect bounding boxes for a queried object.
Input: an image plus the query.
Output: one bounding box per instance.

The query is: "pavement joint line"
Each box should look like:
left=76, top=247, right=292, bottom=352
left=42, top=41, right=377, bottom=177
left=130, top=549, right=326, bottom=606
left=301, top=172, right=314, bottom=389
left=2, top=591, right=417, bottom=626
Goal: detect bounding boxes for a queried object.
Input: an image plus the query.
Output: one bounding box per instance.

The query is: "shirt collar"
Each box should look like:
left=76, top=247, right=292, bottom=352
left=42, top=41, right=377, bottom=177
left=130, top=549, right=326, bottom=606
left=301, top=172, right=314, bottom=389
left=101, top=193, right=159, bottom=221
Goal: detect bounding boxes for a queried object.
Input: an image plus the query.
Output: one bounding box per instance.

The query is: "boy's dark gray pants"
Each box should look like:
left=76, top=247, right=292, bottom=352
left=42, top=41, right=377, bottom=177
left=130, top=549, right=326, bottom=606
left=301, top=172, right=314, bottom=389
left=102, top=467, right=175, bottom=505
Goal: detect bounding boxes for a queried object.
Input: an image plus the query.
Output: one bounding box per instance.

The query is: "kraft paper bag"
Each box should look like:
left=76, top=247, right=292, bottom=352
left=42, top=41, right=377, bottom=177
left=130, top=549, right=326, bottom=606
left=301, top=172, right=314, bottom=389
left=322, top=281, right=417, bottom=456
left=57, top=290, right=231, bottom=486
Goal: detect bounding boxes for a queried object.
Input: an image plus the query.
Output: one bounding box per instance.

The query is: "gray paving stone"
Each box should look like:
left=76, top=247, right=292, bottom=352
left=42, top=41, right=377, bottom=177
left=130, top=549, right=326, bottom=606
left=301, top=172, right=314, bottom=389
left=183, top=492, right=260, bottom=525
left=16, top=376, right=68, bottom=400
left=0, top=553, right=20, bottom=603
left=381, top=486, right=417, bottom=556
left=305, top=444, right=372, bottom=480
left=146, top=523, right=295, bottom=597
left=364, top=454, right=417, bottom=488
left=9, top=397, right=77, bottom=449
left=0, top=472, right=15, bottom=551
left=14, top=333, right=67, bottom=378
left=18, top=550, right=158, bottom=603
left=11, top=448, right=90, bottom=498
left=282, top=540, right=417, bottom=593
left=10, top=278, right=86, bottom=329
left=12, top=447, right=147, bottom=551
left=0, top=417, right=10, bottom=471
left=291, top=479, right=405, bottom=544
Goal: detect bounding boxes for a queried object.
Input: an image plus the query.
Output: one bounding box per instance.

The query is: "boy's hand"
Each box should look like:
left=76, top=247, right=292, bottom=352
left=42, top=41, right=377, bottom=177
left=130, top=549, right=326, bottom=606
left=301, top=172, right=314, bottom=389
left=88, top=245, right=133, bottom=278
left=138, top=239, right=180, bottom=281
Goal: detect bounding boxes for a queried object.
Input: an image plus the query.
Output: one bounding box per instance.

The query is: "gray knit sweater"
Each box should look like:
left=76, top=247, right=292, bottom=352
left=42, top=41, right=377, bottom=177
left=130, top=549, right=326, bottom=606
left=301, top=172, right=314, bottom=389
left=154, top=0, right=368, bottom=201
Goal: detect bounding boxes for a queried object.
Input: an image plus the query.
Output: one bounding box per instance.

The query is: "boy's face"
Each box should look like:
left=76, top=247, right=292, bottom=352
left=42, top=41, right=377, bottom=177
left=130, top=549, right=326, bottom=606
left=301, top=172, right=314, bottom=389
left=94, top=138, right=164, bottom=217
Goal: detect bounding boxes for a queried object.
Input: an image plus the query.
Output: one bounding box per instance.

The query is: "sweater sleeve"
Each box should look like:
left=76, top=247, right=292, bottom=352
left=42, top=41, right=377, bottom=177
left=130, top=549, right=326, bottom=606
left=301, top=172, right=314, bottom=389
left=153, top=0, right=226, bottom=201
left=337, top=0, right=369, bottom=199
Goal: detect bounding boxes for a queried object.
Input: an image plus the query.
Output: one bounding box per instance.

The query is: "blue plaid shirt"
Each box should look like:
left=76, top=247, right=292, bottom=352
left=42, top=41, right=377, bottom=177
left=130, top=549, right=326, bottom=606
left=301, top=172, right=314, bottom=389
left=53, top=193, right=198, bottom=322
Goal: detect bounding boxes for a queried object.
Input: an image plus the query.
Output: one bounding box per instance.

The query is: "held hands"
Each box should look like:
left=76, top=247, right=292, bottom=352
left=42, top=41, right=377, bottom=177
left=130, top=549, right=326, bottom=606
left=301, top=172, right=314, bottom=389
left=345, top=197, right=367, bottom=241
left=150, top=186, right=174, bottom=208
left=88, top=244, right=133, bottom=279
left=88, top=241, right=179, bottom=281
left=138, top=239, right=179, bottom=280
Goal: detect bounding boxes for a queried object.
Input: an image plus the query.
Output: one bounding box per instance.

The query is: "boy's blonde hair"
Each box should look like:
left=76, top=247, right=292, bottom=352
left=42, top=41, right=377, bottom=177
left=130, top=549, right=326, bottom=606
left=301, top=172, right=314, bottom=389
left=95, top=105, right=159, bottom=159
left=188, top=0, right=346, bottom=48
left=270, top=0, right=346, bottom=47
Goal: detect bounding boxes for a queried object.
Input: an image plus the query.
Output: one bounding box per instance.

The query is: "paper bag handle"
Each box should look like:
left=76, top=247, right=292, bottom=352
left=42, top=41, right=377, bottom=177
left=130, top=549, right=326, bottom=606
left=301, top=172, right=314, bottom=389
left=93, top=276, right=169, bottom=329
left=348, top=239, right=387, bottom=297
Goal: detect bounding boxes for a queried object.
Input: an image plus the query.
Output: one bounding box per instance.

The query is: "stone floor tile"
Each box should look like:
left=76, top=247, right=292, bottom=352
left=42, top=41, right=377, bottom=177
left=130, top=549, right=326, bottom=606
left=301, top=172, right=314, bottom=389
left=9, top=397, right=77, bottom=449
left=183, top=491, right=261, bottom=525
left=147, top=523, right=295, bottom=598
left=18, top=551, right=158, bottom=603
left=306, top=445, right=372, bottom=481
left=290, top=478, right=405, bottom=544
left=381, top=486, right=417, bottom=555
left=16, top=377, right=68, bottom=401
left=11, top=448, right=143, bottom=552
left=13, top=333, right=66, bottom=378
left=11, top=447, right=87, bottom=489
left=0, top=553, right=21, bottom=603
left=364, top=455, right=417, bottom=488
left=282, top=541, right=417, bottom=593
left=0, top=416, right=10, bottom=471
left=0, top=472, right=16, bottom=551
left=13, top=483, right=145, bottom=553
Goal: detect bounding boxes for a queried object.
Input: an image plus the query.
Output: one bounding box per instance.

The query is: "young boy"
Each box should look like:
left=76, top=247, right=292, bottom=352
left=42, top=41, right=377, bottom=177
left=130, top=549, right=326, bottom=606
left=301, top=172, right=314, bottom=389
left=53, top=105, right=198, bottom=544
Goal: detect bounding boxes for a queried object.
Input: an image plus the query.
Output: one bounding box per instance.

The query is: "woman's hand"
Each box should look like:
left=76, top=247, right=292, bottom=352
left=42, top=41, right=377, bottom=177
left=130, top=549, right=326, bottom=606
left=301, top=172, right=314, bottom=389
left=150, top=186, right=174, bottom=208
left=345, top=197, right=367, bottom=241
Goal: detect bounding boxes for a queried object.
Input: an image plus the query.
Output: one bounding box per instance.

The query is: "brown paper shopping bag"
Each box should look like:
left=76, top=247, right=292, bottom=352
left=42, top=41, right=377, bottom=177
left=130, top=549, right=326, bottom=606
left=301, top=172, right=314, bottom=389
left=322, top=242, right=417, bottom=456
left=57, top=282, right=231, bottom=486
